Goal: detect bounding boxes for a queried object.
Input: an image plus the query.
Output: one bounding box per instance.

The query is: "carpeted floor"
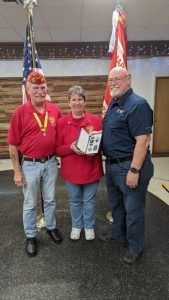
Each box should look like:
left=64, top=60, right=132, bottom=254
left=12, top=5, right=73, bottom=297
left=0, top=170, right=169, bottom=300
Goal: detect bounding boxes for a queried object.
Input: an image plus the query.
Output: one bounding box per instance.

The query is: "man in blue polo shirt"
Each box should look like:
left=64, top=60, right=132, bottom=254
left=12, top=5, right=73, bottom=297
left=100, top=66, right=154, bottom=264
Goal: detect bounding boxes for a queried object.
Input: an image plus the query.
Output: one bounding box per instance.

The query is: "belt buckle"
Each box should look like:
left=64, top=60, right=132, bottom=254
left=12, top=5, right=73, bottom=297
left=40, top=157, right=46, bottom=163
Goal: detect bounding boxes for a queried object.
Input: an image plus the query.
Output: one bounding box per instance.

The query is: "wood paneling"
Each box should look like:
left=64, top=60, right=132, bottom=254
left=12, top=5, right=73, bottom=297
left=153, top=77, right=169, bottom=155
left=0, top=75, right=107, bottom=157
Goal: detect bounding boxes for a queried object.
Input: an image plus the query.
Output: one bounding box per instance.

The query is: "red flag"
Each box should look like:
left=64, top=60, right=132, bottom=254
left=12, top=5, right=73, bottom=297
left=103, top=8, right=127, bottom=109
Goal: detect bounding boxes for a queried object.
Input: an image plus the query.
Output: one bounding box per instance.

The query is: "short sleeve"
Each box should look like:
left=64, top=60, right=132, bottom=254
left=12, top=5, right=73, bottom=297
left=128, top=101, right=153, bottom=137
left=7, top=111, right=22, bottom=145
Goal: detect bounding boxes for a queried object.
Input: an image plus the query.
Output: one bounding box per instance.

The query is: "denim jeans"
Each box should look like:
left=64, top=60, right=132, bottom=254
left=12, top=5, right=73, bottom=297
left=22, top=157, right=58, bottom=237
left=65, top=180, right=99, bottom=229
left=105, top=154, right=154, bottom=255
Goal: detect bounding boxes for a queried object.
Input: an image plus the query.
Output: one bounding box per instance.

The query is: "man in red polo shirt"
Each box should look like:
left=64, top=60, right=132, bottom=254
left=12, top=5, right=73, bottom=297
left=8, top=71, right=63, bottom=257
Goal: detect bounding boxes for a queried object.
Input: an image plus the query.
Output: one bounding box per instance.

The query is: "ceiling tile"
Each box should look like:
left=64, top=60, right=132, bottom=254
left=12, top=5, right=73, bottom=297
left=0, top=28, right=23, bottom=42
left=49, top=27, right=80, bottom=42
left=81, top=26, right=111, bottom=42
left=0, top=15, right=10, bottom=26
left=135, top=26, right=169, bottom=41
left=39, top=0, right=82, bottom=6
left=0, top=0, right=169, bottom=43
left=0, top=6, right=27, bottom=27
left=151, top=7, right=169, bottom=26
left=127, top=26, right=147, bottom=41
left=82, top=0, right=113, bottom=26
left=125, top=1, right=169, bottom=26
left=34, top=27, right=53, bottom=42
left=40, top=6, right=81, bottom=27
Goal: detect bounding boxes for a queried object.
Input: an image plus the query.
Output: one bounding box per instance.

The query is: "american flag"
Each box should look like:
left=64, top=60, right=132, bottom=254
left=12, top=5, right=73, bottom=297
left=22, top=13, right=50, bottom=102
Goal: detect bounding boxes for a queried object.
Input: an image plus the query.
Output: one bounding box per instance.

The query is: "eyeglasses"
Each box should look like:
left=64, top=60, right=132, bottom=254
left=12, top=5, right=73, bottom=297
left=108, top=75, right=129, bottom=84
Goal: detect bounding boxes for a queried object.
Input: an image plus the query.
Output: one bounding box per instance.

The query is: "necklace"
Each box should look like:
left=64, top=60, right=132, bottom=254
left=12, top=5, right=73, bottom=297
left=33, top=111, right=48, bottom=136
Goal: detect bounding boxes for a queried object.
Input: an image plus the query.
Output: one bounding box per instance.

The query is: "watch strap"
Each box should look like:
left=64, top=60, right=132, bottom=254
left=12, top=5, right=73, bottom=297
left=130, top=167, right=140, bottom=174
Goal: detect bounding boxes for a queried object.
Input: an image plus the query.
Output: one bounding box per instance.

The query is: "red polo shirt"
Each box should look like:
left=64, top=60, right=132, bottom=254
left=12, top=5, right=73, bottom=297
left=55, top=112, right=104, bottom=184
left=8, top=100, right=61, bottom=158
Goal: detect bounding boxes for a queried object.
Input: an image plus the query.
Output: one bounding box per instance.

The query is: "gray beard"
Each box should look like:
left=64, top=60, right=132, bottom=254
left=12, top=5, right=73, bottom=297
left=110, top=87, right=120, bottom=98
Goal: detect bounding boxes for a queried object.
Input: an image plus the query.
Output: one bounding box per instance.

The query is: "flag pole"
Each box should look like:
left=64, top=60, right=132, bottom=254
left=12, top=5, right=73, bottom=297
left=24, top=1, right=37, bottom=68
left=23, top=0, right=46, bottom=229
left=105, top=0, right=127, bottom=224
left=115, top=0, right=122, bottom=12
left=28, top=10, right=35, bottom=69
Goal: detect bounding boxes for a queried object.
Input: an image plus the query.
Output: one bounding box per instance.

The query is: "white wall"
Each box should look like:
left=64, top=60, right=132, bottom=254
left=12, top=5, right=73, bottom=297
left=0, top=56, right=169, bottom=110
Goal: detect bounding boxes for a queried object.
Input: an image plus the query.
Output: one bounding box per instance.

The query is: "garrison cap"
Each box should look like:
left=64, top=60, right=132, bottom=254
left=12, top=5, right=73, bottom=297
left=27, top=71, right=46, bottom=85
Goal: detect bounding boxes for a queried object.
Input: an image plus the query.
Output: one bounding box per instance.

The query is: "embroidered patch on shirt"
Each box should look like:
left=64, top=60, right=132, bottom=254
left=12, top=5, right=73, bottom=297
left=86, top=125, right=94, bottom=133
left=116, top=109, right=124, bottom=114
left=49, top=116, right=56, bottom=126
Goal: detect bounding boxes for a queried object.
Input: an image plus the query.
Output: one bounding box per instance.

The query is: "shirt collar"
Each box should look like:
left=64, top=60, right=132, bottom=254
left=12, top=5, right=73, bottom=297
left=26, top=100, right=51, bottom=114
left=111, top=88, right=133, bottom=107
left=67, top=112, right=92, bottom=126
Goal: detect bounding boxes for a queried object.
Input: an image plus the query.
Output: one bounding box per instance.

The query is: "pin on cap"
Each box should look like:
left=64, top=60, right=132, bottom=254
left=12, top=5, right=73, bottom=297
left=27, top=71, right=46, bottom=85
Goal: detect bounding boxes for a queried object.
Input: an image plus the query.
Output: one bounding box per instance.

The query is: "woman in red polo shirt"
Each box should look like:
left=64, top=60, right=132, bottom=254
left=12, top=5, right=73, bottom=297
left=56, top=86, right=103, bottom=241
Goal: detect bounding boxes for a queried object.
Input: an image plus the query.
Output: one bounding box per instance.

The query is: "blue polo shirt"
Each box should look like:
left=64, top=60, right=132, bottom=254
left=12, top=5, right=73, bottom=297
left=103, top=88, right=153, bottom=158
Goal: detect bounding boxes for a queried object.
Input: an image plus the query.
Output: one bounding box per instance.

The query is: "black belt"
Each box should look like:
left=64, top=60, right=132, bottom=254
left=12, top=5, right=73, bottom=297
left=23, top=154, right=54, bottom=163
left=106, top=156, right=132, bottom=164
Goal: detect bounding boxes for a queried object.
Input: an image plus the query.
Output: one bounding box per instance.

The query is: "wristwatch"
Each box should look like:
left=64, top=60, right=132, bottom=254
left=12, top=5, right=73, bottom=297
left=130, top=167, right=140, bottom=174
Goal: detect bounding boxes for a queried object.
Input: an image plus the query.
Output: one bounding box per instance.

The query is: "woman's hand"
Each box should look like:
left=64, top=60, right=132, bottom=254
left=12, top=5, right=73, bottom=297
left=70, top=141, right=85, bottom=155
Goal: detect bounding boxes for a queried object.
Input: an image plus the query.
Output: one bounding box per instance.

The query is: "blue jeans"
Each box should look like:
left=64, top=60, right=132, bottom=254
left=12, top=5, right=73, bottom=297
left=22, top=157, right=58, bottom=238
left=65, top=180, right=99, bottom=229
left=105, top=155, right=154, bottom=255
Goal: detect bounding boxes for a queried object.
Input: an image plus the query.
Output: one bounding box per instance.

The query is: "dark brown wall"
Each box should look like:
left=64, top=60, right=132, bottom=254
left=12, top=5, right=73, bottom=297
left=0, top=75, right=107, bottom=157
left=1, top=41, right=169, bottom=59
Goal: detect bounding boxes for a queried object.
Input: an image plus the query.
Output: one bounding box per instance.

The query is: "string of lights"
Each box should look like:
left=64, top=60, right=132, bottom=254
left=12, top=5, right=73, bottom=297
left=0, top=41, right=169, bottom=60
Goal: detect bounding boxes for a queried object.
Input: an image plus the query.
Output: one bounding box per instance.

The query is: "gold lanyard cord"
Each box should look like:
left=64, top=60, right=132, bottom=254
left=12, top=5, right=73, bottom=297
left=33, top=111, right=48, bottom=133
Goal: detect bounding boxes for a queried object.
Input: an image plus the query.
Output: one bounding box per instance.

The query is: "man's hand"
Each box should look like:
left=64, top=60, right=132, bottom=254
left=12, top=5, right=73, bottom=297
left=101, top=106, right=107, bottom=119
left=126, top=170, right=139, bottom=189
left=9, top=145, right=25, bottom=187
left=87, top=130, right=102, bottom=156
left=126, top=133, right=151, bottom=189
left=88, top=130, right=102, bottom=136
left=14, top=171, right=25, bottom=187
